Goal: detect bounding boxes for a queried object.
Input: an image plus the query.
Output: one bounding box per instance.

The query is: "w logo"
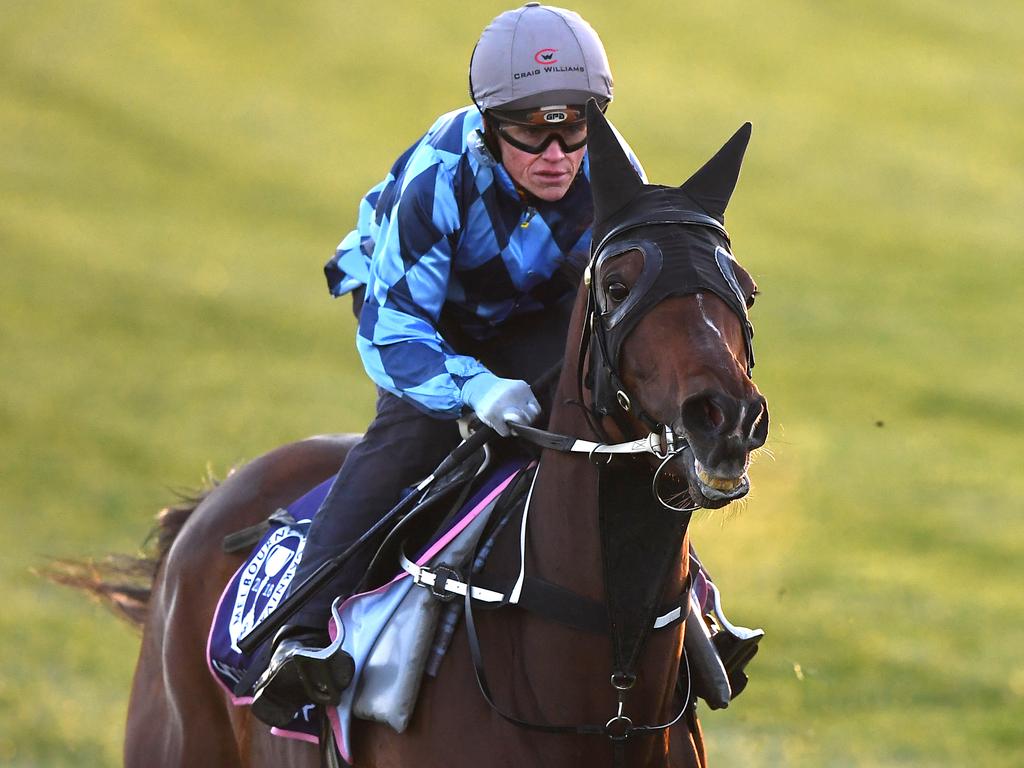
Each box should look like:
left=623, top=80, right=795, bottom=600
left=534, top=48, right=558, bottom=64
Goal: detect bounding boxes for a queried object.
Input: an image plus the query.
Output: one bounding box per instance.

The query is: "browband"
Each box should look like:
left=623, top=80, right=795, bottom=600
left=592, top=208, right=729, bottom=260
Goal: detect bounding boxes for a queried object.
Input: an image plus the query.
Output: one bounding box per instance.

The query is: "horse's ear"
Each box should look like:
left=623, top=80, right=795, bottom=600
left=586, top=99, right=644, bottom=224
left=680, top=122, right=751, bottom=222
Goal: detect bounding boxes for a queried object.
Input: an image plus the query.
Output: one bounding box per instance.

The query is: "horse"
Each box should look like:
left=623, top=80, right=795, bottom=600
left=59, top=103, right=768, bottom=768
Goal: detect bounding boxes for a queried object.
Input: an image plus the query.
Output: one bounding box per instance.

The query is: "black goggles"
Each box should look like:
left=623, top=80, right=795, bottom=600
left=489, top=104, right=590, bottom=155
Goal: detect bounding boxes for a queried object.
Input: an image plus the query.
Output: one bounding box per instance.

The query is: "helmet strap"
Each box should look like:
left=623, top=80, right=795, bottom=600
left=480, top=114, right=504, bottom=164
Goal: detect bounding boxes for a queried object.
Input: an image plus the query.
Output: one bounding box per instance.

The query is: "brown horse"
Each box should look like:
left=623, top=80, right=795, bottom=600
left=61, top=106, right=768, bottom=767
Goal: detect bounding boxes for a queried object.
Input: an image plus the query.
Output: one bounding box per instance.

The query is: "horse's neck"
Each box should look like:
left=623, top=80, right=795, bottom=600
left=527, top=358, right=691, bottom=604
left=525, top=368, right=605, bottom=600
left=499, top=350, right=690, bottom=751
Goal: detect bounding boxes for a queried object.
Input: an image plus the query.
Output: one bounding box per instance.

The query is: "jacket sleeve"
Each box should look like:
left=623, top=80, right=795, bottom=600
left=325, top=137, right=424, bottom=296
left=355, top=148, right=493, bottom=417
left=324, top=181, right=384, bottom=296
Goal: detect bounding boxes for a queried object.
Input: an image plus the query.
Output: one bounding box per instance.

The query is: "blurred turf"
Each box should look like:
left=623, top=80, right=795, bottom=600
left=1, top=1, right=1021, bottom=765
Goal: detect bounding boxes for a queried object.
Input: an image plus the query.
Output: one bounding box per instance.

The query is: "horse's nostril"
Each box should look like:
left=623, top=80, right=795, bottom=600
left=744, top=399, right=769, bottom=447
left=682, top=392, right=731, bottom=437
left=705, top=399, right=725, bottom=430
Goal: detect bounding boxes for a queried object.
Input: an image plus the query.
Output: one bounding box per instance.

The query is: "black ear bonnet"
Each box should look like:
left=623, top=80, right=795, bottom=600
left=584, top=103, right=756, bottom=421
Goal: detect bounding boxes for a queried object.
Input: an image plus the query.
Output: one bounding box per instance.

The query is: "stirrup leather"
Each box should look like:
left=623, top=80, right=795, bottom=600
left=684, top=581, right=764, bottom=709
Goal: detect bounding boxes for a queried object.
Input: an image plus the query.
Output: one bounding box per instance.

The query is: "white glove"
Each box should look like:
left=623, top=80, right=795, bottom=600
left=461, top=373, right=541, bottom=437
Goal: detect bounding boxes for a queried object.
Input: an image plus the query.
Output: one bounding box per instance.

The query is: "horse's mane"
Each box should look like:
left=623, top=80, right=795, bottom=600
left=41, top=474, right=222, bottom=629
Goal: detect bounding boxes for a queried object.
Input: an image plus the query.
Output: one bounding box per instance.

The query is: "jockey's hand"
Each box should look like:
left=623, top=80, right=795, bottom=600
left=462, top=373, right=541, bottom=437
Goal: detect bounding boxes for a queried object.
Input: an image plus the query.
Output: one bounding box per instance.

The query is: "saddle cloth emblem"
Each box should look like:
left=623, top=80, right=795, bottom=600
left=229, top=524, right=307, bottom=652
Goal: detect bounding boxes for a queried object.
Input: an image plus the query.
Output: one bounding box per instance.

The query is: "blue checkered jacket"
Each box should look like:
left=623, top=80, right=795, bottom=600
left=325, top=106, right=644, bottom=417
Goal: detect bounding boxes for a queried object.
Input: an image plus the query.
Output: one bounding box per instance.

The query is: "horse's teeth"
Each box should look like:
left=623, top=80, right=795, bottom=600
left=694, top=459, right=742, bottom=491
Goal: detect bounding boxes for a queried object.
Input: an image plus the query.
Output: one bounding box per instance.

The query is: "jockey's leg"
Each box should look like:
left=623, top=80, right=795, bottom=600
left=251, top=392, right=460, bottom=726
left=289, top=391, right=460, bottom=628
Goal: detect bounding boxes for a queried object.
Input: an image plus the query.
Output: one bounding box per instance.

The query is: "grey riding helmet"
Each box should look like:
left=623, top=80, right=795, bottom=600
left=469, top=3, right=613, bottom=119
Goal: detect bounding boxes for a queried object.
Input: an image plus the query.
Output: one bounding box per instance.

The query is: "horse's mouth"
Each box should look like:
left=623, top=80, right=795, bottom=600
left=662, top=448, right=749, bottom=509
left=694, top=458, right=749, bottom=500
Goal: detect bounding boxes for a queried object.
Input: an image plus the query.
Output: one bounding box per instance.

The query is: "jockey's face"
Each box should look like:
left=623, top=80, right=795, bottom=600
left=498, top=133, right=587, bottom=203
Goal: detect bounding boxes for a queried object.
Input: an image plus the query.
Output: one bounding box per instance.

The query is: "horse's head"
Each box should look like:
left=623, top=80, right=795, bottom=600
left=584, top=103, right=769, bottom=510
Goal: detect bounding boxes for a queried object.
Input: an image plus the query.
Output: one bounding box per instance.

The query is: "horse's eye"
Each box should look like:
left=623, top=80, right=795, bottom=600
left=606, top=282, right=629, bottom=303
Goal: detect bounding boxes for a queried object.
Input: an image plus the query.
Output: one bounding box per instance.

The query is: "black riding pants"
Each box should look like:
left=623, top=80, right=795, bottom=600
left=290, top=294, right=575, bottom=629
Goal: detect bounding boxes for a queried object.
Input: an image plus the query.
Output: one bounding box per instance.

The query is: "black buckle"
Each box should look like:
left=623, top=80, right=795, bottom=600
left=429, top=563, right=462, bottom=603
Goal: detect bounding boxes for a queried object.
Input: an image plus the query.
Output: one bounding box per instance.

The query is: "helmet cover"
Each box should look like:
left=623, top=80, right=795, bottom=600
left=470, top=3, right=613, bottom=111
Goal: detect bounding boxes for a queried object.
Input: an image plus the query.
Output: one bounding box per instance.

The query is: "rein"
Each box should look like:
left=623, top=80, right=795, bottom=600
left=510, top=422, right=700, bottom=514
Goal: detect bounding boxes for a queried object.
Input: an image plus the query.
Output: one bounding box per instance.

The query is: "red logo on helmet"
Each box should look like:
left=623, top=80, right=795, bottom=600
left=534, top=48, right=558, bottom=65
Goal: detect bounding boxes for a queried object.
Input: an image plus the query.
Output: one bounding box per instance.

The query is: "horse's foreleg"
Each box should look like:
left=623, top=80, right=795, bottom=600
left=668, top=710, right=707, bottom=768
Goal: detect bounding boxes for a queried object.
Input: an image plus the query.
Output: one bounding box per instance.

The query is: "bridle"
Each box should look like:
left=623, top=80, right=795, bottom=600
left=585, top=207, right=755, bottom=409
left=568, top=204, right=756, bottom=510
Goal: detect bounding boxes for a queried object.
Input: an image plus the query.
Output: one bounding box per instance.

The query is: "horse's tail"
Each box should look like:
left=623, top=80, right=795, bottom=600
left=43, top=478, right=220, bottom=628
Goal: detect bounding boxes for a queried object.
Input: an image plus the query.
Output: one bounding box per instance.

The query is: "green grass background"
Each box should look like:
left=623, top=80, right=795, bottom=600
left=2, top=1, right=1021, bottom=765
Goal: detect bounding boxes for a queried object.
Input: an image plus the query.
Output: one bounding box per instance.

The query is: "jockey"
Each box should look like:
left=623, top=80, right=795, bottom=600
left=250, top=3, right=644, bottom=728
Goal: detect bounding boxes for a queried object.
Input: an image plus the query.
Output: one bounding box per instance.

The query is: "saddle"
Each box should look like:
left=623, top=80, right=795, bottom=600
left=207, top=446, right=533, bottom=745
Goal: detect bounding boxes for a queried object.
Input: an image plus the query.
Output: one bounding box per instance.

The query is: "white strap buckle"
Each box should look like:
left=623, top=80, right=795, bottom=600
left=402, top=551, right=505, bottom=603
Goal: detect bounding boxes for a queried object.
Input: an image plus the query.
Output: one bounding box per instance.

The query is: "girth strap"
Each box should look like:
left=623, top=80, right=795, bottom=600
left=518, top=576, right=689, bottom=635
left=462, top=569, right=695, bottom=741
left=402, top=552, right=690, bottom=634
